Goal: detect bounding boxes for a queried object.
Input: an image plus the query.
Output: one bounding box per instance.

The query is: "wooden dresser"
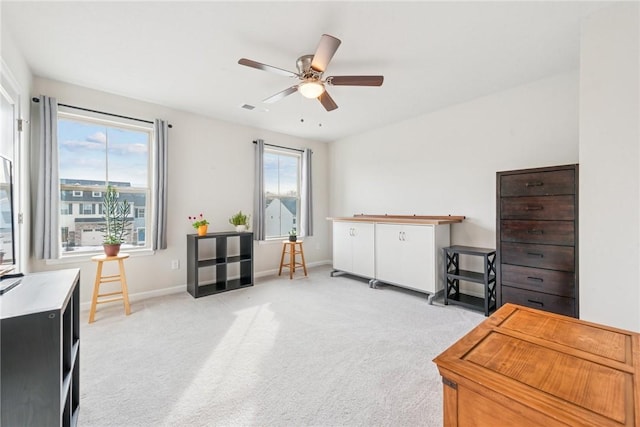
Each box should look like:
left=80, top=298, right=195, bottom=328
left=496, top=164, right=578, bottom=317
left=433, top=304, right=639, bottom=427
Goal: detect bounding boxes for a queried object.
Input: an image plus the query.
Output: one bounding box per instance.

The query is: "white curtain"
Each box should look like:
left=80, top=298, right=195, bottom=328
left=253, top=139, right=266, bottom=240
left=152, top=119, right=169, bottom=250
left=301, top=148, right=313, bottom=237
left=33, top=95, right=60, bottom=259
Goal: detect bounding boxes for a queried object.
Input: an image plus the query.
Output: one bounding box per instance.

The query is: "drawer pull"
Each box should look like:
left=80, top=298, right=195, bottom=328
left=527, top=252, right=544, bottom=258
left=525, top=206, right=544, bottom=211
left=527, top=277, right=544, bottom=282
left=527, top=299, right=544, bottom=307
left=525, top=181, right=544, bottom=187
left=527, top=229, right=544, bottom=235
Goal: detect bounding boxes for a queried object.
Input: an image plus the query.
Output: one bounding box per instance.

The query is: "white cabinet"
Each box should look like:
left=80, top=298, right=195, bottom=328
left=332, top=221, right=375, bottom=279
left=330, top=216, right=457, bottom=303
left=375, top=223, right=450, bottom=300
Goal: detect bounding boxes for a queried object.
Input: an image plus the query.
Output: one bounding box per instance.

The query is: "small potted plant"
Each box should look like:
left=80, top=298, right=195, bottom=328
left=229, top=210, right=250, bottom=232
left=102, top=185, right=131, bottom=256
left=189, top=213, right=209, bottom=236
left=289, top=228, right=297, bottom=242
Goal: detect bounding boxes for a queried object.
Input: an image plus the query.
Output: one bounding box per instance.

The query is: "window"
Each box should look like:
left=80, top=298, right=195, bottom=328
left=60, top=203, right=73, bottom=215
left=263, top=148, right=301, bottom=239
left=80, top=203, right=94, bottom=215
left=58, top=113, right=152, bottom=254
left=137, top=227, right=146, bottom=245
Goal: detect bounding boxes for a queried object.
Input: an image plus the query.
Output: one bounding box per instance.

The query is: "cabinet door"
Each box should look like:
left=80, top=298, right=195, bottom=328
left=351, top=223, right=375, bottom=278
left=375, top=223, right=403, bottom=284
left=332, top=222, right=353, bottom=272
left=402, top=225, right=435, bottom=293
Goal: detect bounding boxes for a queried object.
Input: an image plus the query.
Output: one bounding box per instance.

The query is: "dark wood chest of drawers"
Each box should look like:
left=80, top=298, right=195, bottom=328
left=496, top=164, right=578, bottom=317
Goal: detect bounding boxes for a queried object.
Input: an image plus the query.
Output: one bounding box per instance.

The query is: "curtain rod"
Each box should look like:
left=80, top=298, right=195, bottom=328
left=253, top=140, right=305, bottom=153
left=32, top=97, right=173, bottom=128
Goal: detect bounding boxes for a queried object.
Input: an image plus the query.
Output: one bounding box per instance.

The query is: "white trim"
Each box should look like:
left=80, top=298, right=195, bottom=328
left=80, top=283, right=184, bottom=311
left=46, top=248, right=155, bottom=265
left=78, top=260, right=333, bottom=310
left=0, top=57, right=22, bottom=272
left=0, top=58, right=21, bottom=102
left=254, top=259, right=332, bottom=278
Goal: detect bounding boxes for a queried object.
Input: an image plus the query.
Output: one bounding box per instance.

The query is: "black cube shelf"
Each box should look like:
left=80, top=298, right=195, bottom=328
left=186, top=231, right=254, bottom=298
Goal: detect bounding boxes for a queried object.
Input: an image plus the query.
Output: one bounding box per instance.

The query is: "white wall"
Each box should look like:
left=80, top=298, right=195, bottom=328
left=330, top=71, right=578, bottom=248
left=29, top=78, right=331, bottom=303
left=579, top=3, right=639, bottom=331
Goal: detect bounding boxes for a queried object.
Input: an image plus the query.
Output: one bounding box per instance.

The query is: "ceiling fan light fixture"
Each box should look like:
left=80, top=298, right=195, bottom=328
left=298, top=80, right=325, bottom=99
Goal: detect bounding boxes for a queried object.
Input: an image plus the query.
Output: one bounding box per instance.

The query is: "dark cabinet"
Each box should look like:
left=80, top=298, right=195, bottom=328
left=496, top=164, right=578, bottom=317
left=1, top=269, right=81, bottom=426
left=187, top=232, right=253, bottom=298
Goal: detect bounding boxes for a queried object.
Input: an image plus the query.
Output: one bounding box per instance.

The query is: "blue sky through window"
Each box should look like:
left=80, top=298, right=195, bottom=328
left=58, top=118, right=149, bottom=187
left=264, top=151, right=298, bottom=195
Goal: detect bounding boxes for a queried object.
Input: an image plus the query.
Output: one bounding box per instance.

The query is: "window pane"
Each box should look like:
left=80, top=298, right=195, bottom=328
left=58, top=119, right=107, bottom=182
left=106, top=127, right=149, bottom=187
left=58, top=115, right=151, bottom=254
left=264, top=149, right=301, bottom=239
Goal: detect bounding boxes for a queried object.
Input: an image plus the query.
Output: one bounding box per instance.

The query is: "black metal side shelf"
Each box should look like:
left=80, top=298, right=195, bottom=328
left=187, top=232, right=254, bottom=298
left=444, top=245, right=496, bottom=316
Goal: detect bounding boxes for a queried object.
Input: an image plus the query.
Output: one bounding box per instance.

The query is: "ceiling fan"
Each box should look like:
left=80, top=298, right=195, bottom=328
left=238, top=34, right=384, bottom=112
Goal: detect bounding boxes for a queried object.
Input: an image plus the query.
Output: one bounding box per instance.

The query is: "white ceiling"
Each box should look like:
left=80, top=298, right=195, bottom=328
left=2, top=1, right=608, bottom=142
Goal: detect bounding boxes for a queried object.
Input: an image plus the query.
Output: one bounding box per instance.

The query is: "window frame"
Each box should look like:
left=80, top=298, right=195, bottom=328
left=263, top=147, right=302, bottom=240
left=57, top=111, right=154, bottom=257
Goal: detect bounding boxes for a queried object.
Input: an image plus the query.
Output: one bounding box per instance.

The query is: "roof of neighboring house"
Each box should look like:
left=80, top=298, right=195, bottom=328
left=266, top=198, right=297, bottom=216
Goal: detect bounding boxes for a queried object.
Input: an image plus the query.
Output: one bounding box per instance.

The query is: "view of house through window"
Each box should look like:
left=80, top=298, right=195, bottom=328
left=264, top=148, right=300, bottom=239
left=58, top=113, right=152, bottom=254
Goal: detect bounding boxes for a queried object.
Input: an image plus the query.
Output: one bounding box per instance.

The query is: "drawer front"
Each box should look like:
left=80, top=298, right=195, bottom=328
left=501, top=220, right=574, bottom=245
left=501, top=242, right=574, bottom=272
left=501, top=264, right=575, bottom=297
left=502, top=286, right=575, bottom=317
left=500, top=196, right=575, bottom=220
left=500, top=169, right=575, bottom=197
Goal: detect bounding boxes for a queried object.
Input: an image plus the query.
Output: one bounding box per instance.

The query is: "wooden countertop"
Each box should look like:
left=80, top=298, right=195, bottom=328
left=327, top=214, right=465, bottom=225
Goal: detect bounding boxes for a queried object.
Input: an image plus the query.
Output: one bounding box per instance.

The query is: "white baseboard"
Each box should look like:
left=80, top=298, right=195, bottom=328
left=81, top=284, right=184, bottom=311
left=255, top=259, right=332, bottom=278
left=81, top=260, right=332, bottom=311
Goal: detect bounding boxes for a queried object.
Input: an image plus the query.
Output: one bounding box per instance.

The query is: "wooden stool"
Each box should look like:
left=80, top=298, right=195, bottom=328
left=278, top=240, right=308, bottom=279
left=89, top=253, right=131, bottom=323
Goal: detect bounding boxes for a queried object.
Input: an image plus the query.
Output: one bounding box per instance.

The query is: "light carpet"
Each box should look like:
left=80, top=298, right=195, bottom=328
left=79, top=265, right=483, bottom=427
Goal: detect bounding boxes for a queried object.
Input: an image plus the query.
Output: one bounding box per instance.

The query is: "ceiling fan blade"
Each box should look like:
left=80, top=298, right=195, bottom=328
left=310, top=34, right=341, bottom=73
left=318, top=90, right=338, bottom=111
left=327, top=76, right=384, bottom=86
left=238, top=58, right=298, bottom=78
left=263, top=85, right=299, bottom=104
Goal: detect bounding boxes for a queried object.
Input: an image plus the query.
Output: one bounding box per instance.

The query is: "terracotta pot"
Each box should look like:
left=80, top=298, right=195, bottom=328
left=103, top=243, right=121, bottom=257
left=198, top=225, right=208, bottom=236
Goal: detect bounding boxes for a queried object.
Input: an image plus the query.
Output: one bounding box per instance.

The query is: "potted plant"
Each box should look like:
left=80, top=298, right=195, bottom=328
left=102, top=185, right=131, bottom=256
left=189, top=213, right=209, bottom=236
left=289, top=228, right=297, bottom=242
left=229, top=210, right=250, bottom=232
